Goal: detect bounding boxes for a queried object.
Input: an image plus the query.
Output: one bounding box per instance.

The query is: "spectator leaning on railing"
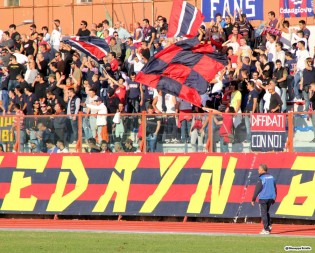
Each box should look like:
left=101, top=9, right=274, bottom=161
left=0, top=9, right=314, bottom=152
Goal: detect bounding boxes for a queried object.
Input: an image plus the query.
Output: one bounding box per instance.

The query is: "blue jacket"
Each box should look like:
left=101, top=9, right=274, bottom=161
left=252, top=173, right=277, bottom=201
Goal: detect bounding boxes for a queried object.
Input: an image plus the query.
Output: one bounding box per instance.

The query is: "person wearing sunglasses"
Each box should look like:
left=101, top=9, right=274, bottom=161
left=76, top=20, right=91, bottom=37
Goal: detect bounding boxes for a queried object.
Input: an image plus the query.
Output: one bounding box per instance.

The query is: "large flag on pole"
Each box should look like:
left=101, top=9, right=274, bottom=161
left=61, top=36, right=110, bottom=62
left=135, top=37, right=228, bottom=107
left=168, top=0, right=205, bottom=38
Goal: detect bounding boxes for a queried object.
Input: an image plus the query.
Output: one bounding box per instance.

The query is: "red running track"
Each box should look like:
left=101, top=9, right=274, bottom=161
left=0, top=219, right=314, bottom=236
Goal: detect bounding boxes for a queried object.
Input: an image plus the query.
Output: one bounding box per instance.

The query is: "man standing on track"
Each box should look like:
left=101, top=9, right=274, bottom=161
left=251, top=164, right=277, bottom=235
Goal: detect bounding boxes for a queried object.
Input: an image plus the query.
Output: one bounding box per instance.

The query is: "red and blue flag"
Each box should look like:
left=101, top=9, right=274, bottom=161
left=168, top=0, right=205, bottom=38
left=61, top=36, right=110, bottom=62
left=135, top=37, right=228, bottom=106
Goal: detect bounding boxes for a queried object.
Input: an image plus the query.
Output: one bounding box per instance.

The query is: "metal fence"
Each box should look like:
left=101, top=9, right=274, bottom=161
left=4, top=111, right=315, bottom=153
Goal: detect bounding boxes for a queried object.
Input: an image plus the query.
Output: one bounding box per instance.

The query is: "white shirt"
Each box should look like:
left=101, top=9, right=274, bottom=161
left=296, top=49, right=310, bottom=71
left=25, top=69, right=39, bottom=84
left=211, top=76, right=223, bottom=94
left=153, top=89, right=163, bottom=112
left=50, top=29, right=61, bottom=46
left=275, top=50, right=285, bottom=66
left=227, top=42, right=239, bottom=55
left=165, top=94, right=176, bottom=113
left=280, top=31, right=291, bottom=50
left=57, top=147, right=69, bottom=153
left=86, top=103, right=108, bottom=126
left=105, top=27, right=115, bottom=36
left=128, top=53, right=144, bottom=74
left=266, top=41, right=277, bottom=63
left=250, top=78, right=263, bottom=91
left=263, top=87, right=281, bottom=112
left=14, top=53, right=28, bottom=64
left=133, top=28, right=143, bottom=43
left=291, top=33, right=308, bottom=48
left=85, top=95, right=99, bottom=114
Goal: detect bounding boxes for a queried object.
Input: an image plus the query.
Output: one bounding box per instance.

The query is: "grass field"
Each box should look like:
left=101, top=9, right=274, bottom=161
left=0, top=231, right=314, bottom=253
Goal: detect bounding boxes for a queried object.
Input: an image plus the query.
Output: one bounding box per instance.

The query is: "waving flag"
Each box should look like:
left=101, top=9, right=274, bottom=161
left=135, top=37, right=228, bottom=106
left=168, top=0, right=204, bottom=38
left=61, top=36, right=110, bottom=62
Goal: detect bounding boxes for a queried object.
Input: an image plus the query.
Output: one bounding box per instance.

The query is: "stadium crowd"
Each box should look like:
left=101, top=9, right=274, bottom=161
left=0, top=9, right=314, bottom=153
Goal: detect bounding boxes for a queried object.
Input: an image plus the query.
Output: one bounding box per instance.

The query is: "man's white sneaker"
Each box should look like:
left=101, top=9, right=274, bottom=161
left=269, top=225, right=272, bottom=231
left=260, top=229, right=270, bottom=235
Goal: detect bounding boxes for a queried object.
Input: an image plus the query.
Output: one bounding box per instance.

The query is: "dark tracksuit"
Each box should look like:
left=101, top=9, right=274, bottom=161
left=252, top=173, right=277, bottom=231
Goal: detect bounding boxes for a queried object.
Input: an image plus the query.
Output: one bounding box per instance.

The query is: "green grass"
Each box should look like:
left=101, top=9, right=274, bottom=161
left=0, top=231, right=314, bottom=253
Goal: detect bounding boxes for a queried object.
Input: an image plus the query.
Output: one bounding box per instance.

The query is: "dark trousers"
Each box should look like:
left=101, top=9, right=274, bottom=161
left=166, top=116, right=177, bottom=140
left=259, top=199, right=273, bottom=231
left=55, top=128, right=65, bottom=143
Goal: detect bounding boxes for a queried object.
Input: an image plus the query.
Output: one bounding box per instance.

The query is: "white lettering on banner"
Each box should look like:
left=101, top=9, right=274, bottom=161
left=233, top=0, right=242, bottom=13
left=210, top=0, right=256, bottom=19
left=280, top=7, right=313, bottom=14
left=252, top=134, right=283, bottom=148
left=223, top=0, right=231, bottom=15
left=245, top=0, right=255, bottom=18
left=210, top=0, right=220, bottom=19
left=251, top=115, right=285, bottom=128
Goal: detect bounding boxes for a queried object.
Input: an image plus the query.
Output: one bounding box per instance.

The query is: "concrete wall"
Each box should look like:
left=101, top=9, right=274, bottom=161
left=0, top=0, right=314, bottom=35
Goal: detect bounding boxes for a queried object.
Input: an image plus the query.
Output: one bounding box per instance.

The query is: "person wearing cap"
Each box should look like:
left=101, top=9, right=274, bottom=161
left=153, top=39, right=162, bottom=55
left=86, top=97, right=108, bottom=144
left=124, top=138, right=137, bottom=152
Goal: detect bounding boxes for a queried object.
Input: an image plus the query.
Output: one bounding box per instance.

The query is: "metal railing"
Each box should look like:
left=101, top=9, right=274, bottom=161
left=3, top=111, right=315, bottom=153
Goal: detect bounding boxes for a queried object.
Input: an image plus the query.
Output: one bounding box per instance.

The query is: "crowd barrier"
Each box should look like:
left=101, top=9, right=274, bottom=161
left=2, top=111, right=315, bottom=153
left=0, top=153, right=313, bottom=219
